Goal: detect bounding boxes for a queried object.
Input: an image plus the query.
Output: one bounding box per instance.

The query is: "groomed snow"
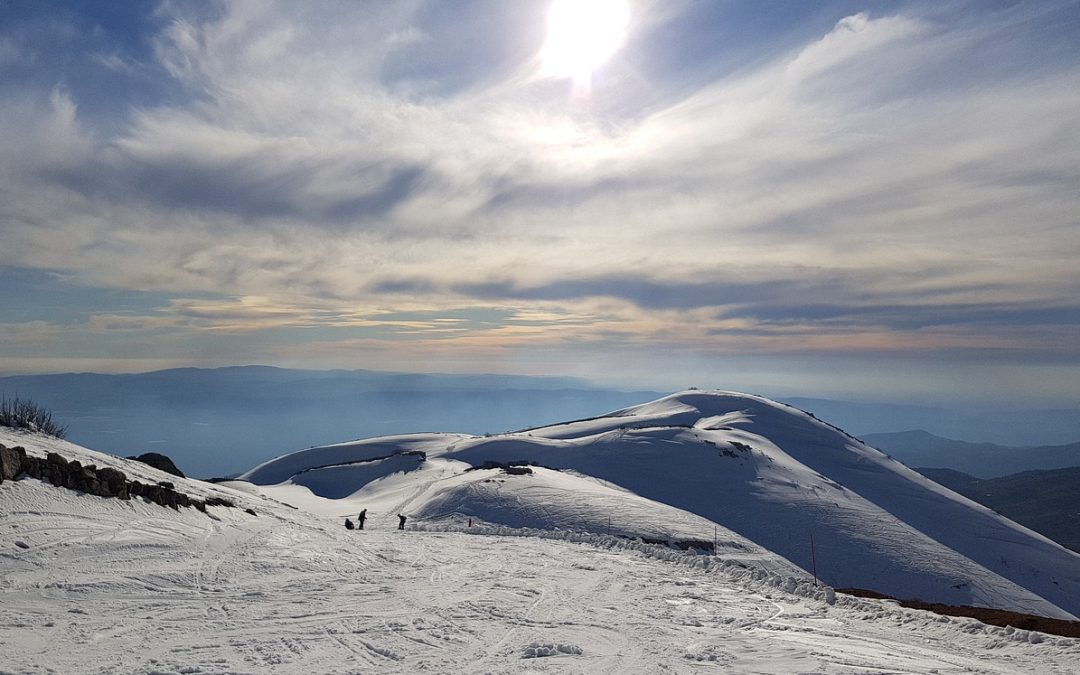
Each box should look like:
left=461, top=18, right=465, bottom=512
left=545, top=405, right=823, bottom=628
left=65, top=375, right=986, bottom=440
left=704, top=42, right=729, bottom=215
left=4, top=442, right=1080, bottom=674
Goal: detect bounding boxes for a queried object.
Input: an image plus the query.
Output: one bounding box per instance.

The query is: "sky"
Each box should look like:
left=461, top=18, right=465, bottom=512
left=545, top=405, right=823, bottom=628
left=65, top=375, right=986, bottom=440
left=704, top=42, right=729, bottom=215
left=1, top=0, right=1079, bottom=404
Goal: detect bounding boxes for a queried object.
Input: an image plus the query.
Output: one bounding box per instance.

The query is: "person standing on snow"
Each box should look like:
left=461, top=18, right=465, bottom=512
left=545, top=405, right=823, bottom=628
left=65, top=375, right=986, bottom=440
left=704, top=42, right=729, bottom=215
left=397, top=514, right=407, bottom=530
left=357, top=509, right=367, bottom=530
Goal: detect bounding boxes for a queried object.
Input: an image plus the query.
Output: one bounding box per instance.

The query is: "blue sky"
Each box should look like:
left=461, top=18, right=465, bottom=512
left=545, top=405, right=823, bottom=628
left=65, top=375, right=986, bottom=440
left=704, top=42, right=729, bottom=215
left=1, top=0, right=1079, bottom=404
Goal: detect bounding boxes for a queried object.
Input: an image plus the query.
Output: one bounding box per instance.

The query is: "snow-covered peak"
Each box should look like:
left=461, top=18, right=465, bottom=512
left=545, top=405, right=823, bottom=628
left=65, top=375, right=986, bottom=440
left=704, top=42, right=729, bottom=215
left=227, top=390, right=1080, bottom=620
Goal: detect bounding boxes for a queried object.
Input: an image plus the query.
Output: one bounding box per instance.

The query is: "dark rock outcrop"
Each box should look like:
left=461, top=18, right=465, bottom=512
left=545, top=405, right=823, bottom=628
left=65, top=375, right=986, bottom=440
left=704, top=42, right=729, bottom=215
left=464, top=460, right=550, bottom=475
left=0, top=444, right=26, bottom=481
left=97, top=467, right=128, bottom=499
left=127, top=452, right=185, bottom=478
left=0, top=443, right=234, bottom=515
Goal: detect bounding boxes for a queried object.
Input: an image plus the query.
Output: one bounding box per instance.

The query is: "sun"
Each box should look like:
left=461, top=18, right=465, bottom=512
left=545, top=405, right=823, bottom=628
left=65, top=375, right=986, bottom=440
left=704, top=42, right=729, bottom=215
left=541, top=0, right=630, bottom=86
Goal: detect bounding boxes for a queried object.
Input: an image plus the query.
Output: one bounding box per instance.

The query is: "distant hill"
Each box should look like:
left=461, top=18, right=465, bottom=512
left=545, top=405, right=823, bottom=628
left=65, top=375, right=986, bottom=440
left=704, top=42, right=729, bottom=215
left=786, top=397, right=1080, bottom=447
left=861, top=430, right=1080, bottom=478
left=0, top=366, right=661, bottom=478
left=916, top=467, right=1080, bottom=554
left=915, top=467, right=979, bottom=492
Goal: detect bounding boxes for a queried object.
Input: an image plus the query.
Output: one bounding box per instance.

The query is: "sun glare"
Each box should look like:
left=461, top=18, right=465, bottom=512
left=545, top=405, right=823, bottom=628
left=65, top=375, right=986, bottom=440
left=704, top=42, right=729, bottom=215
left=542, top=0, right=629, bottom=87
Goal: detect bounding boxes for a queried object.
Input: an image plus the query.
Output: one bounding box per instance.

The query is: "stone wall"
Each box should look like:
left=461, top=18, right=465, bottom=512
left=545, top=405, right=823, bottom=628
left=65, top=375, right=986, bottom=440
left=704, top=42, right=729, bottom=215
left=0, top=442, right=234, bottom=513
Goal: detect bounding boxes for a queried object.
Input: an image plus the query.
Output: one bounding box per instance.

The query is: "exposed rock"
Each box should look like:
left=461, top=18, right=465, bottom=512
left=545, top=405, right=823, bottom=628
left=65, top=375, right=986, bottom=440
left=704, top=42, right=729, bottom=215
left=0, top=444, right=26, bottom=481
left=2, top=447, right=231, bottom=515
left=140, top=484, right=162, bottom=506
left=24, top=458, right=41, bottom=479
left=97, top=467, right=128, bottom=499
left=127, top=452, right=185, bottom=478
left=163, top=491, right=178, bottom=510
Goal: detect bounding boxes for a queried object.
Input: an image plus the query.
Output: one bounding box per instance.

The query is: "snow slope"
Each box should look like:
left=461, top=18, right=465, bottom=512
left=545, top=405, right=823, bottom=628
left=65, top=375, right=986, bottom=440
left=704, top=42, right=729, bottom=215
left=239, top=390, right=1080, bottom=620
left=4, top=428, right=1080, bottom=674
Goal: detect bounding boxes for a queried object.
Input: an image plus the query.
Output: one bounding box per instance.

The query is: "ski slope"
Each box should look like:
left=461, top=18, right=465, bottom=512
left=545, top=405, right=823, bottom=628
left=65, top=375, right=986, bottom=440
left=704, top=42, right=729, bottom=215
left=3, top=430, right=1080, bottom=674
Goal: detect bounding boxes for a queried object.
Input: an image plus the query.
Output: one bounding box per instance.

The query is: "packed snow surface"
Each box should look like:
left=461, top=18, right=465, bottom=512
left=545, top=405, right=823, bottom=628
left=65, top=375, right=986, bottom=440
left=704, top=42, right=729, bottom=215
left=1, top=435, right=1078, bottom=674
left=5, top=389, right=1080, bottom=673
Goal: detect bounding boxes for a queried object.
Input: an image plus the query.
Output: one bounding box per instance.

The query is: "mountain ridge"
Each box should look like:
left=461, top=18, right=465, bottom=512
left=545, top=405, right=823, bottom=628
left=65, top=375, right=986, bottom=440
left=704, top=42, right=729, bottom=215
left=864, top=430, right=1080, bottom=478
left=917, top=466, right=1080, bottom=554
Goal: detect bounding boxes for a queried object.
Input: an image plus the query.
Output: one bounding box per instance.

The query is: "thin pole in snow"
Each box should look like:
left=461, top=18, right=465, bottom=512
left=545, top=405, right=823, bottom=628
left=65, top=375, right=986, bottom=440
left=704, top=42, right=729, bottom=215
left=810, top=532, right=818, bottom=586
left=713, top=525, right=717, bottom=555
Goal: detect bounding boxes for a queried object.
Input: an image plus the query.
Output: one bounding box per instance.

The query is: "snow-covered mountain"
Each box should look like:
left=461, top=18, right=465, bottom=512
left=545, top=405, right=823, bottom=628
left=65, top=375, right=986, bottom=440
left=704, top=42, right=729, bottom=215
left=241, top=390, right=1080, bottom=620
left=5, top=401, right=1080, bottom=673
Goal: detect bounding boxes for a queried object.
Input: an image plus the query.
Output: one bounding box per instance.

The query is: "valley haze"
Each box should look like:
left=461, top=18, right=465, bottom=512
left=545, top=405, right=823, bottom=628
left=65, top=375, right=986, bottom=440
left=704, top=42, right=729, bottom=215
left=3, top=366, right=1079, bottom=478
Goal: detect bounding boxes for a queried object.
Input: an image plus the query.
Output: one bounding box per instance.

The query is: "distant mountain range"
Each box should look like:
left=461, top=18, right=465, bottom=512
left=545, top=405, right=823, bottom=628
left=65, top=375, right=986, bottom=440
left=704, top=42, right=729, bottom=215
left=786, top=397, right=1080, bottom=448
left=916, top=466, right=1080, bottom=554
left=862, top=430, right=1080, bottom=478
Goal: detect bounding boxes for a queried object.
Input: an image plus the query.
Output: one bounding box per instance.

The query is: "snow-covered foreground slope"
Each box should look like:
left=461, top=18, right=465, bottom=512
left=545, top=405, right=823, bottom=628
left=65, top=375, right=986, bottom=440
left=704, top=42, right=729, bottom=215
left=240, top=391, right=1080, bottom=620
left=4, top=431, right=1080, bottom=674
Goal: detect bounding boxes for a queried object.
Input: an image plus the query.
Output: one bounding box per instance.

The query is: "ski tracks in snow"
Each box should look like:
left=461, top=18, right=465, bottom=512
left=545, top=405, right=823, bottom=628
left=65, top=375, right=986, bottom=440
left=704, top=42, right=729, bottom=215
left=5, top=478, right=1080, bottom=673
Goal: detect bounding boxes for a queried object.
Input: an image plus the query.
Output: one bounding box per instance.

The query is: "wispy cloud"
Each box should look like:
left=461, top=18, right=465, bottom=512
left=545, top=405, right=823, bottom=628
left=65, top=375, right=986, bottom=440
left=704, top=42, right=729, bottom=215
left=1, top=0, right=1078, bottom=398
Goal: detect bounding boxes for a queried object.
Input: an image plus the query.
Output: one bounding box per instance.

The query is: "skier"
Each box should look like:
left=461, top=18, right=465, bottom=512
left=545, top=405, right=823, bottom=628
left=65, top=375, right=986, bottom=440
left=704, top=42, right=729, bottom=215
left=397, top=513, right=407, bottom=530
left=345, top=518, right=355, bottom=530
left=357, top=509, right=367, bottom=530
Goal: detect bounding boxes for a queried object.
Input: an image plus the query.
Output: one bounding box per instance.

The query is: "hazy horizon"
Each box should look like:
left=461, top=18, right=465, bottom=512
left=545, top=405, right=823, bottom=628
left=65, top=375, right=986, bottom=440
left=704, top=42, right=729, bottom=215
left=4, top=364, right=1079, bottom=477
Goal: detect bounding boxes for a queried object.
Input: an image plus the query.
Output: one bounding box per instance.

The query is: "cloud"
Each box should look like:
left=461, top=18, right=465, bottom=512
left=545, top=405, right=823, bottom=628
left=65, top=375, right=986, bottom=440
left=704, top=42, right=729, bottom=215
left=783, top=12, right=928, bottom=85
left=51, top=116, right=432, bottom=225
left=1, top=0, right=1079, bottom=393
left=454, top=276, right=796, bottom=310
left=0, top=36, right=20, bottom=67
left=0, top=321, right=65, bottom=348
left=84, top=313, right=185, bottom=333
